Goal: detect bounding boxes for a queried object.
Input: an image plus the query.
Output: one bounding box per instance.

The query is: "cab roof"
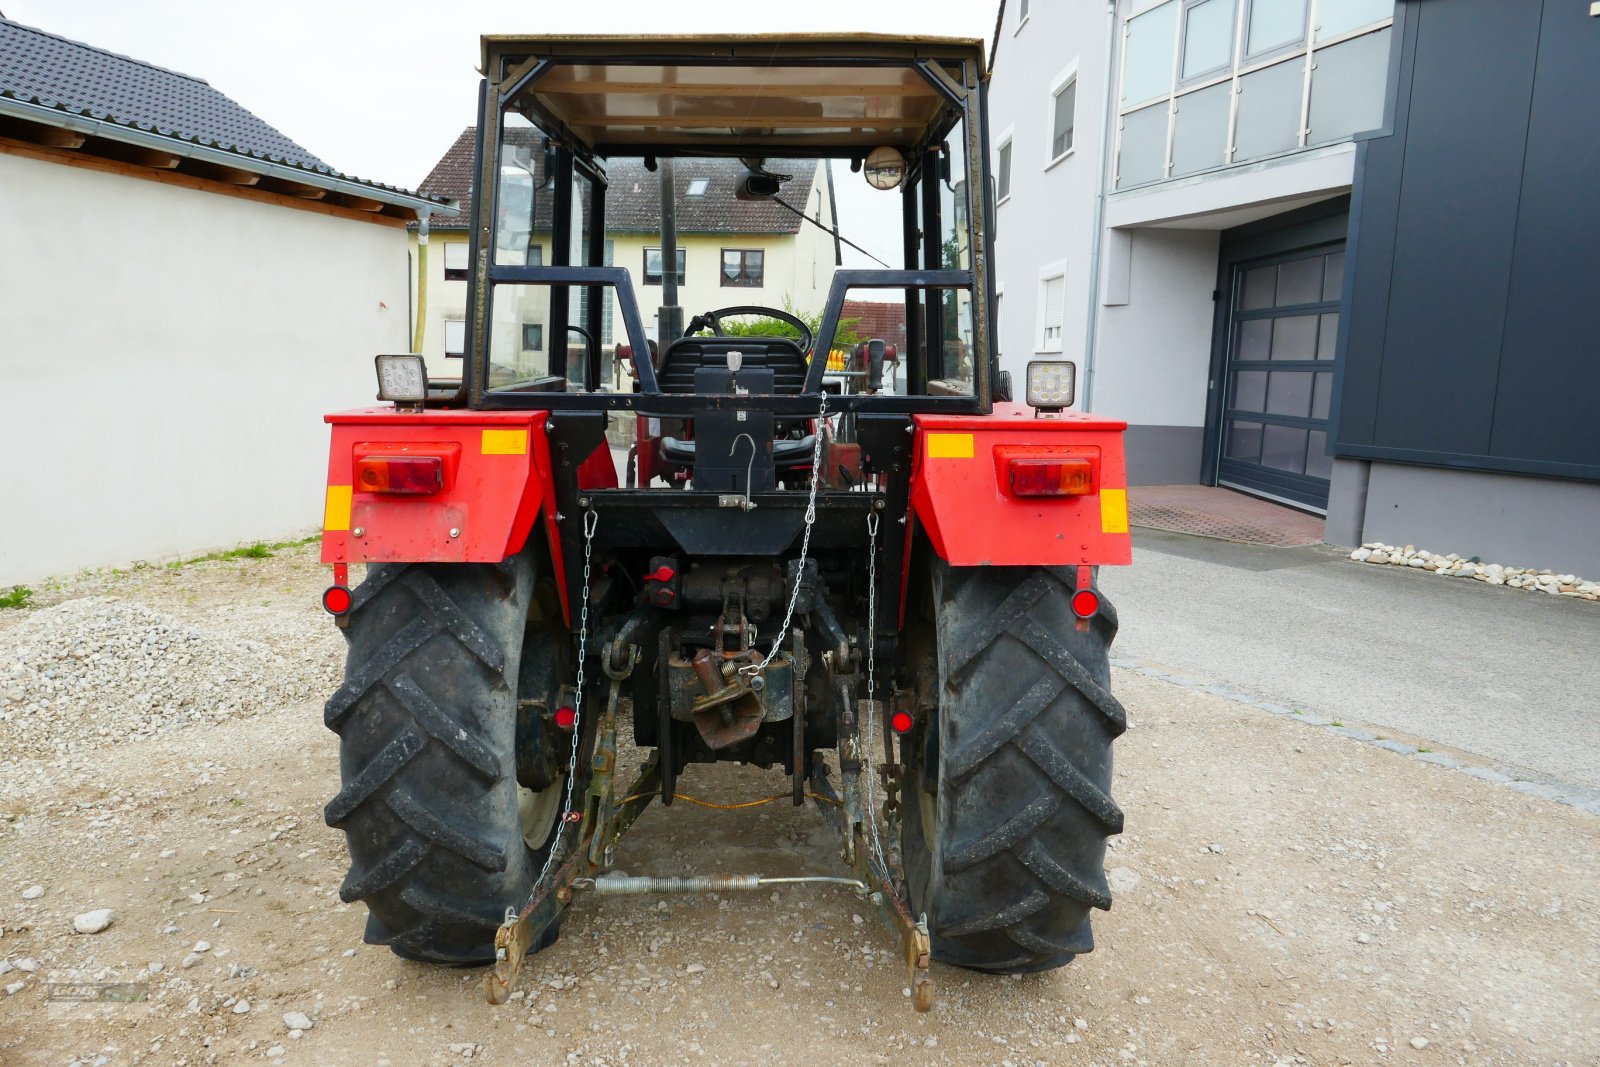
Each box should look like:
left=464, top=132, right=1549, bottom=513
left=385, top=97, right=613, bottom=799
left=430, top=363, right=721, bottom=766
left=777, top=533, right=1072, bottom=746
left=481, top=33, right=986, bottom=155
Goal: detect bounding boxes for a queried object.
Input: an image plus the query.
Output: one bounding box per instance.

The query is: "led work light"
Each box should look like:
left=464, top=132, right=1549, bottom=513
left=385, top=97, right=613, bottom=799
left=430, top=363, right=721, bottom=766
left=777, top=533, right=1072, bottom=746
left=1026, top=360, right=1077, bottom=412
left=375, top=354, right=428, bottom=404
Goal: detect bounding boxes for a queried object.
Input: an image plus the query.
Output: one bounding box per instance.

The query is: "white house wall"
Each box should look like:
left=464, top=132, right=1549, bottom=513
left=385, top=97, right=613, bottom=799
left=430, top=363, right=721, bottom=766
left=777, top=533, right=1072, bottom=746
left=987, top=0, right=1112, bottom=393
left=0, top=152, right=409, bottom=584
left=1093, top=227, right=1220, bottom=483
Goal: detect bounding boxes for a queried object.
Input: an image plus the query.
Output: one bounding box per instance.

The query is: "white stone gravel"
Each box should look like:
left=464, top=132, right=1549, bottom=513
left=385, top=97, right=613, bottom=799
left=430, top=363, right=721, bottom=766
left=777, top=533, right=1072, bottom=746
left=1350, top=543, right=1599, bottom=600
left=0, top=595, right=342, bottom=758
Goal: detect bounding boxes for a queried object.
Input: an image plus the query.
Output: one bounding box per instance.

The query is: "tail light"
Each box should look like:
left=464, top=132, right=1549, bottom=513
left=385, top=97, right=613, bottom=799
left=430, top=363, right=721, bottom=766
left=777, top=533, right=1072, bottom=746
left=355, top=455, right=444, bottom=495
left=553, top=705, right=577, bottom=730
left=889, top=710, right=914, bottom=734
left=322, top=585, right=353, bottom=615
left=994, top=446, right=1099, bottom=498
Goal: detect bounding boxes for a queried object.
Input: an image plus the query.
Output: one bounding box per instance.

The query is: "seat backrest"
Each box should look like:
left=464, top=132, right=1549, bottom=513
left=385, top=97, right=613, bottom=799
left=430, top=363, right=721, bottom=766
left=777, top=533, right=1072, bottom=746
left=655, top=337, right=807, bottom=394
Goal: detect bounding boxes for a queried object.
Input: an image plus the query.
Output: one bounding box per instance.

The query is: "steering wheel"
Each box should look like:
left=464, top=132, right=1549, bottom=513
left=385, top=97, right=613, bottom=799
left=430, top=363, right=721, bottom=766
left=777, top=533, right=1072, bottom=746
left=685, top=305, right=813, bottom=355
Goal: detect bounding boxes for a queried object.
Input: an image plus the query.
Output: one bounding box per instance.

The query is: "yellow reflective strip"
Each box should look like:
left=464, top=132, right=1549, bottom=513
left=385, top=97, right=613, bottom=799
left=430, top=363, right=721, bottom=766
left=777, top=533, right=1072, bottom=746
left=482, top=428, right=528, bottom=455
left=925, top=432, right=974, bottom=459
left=1100, top=488, right=1129, bottom=534
left=324, top=485, right=352, bottom=532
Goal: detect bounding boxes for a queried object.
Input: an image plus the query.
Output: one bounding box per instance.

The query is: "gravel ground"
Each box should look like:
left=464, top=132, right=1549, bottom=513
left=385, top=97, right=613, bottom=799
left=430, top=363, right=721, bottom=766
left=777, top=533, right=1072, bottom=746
left=2, top=543, right=1597, bottom=1066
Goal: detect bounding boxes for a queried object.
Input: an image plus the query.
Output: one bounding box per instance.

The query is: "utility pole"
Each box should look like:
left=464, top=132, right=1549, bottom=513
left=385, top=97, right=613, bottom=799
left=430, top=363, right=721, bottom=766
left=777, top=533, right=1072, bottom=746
left=657, top=158, right=683, bottom=347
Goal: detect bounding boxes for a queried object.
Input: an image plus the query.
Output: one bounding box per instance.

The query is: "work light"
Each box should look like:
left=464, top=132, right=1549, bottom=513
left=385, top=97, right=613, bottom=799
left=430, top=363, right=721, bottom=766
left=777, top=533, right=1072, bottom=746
left=375, top=354, right=428, bottom=404
left=1025, top=360, right=1076, bottom=412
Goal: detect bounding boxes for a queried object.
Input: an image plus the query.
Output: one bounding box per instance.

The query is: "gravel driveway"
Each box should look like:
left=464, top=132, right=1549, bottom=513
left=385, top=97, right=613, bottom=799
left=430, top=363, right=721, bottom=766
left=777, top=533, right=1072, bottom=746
left=2, top=544, right=1596, bottom=1066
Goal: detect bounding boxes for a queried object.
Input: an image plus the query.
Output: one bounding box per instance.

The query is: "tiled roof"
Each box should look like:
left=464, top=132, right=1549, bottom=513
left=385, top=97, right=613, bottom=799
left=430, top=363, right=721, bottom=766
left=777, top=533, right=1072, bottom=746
left=0, top=17, right=443, bottom=206
left=842, top=300, right=908, bottom=346
left=418, top=127, right=816, bottom=234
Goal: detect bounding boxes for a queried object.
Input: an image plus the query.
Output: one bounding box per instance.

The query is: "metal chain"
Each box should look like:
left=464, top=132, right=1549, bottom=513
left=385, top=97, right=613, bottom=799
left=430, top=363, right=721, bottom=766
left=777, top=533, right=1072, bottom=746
left=860, top=510, right=891, bottom=881
left=742, top=389, right=828, bottom=679
left=526, top=507, right=599, bottom=904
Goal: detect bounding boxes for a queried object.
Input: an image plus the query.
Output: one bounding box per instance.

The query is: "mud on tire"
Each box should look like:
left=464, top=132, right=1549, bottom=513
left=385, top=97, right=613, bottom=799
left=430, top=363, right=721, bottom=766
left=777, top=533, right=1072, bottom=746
left=902, top=561, right=1125, bottom=973
left=323, top=549, right=564, bottom=964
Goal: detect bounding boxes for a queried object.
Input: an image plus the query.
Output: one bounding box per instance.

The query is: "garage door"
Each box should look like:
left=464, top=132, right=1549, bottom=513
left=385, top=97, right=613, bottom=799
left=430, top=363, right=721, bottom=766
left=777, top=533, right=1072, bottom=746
left=1216, top=244, right=1344, bottom=510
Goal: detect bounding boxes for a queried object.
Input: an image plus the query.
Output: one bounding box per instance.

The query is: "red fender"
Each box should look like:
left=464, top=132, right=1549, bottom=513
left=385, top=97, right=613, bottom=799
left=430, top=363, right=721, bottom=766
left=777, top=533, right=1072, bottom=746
left=320, top=407, right=608, bottom=624
left=907, top=402, right=1133, bottom=568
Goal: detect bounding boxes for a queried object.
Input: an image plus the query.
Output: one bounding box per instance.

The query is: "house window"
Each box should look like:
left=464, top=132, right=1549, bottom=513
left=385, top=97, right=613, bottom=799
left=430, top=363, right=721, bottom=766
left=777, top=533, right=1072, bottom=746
left=1181, top=0, right=1236, bottom=81
left=643, top=247, right=686, bottom=286
left=1019, top=0, right=1030, bottom=24
left=997, top=140, right=1013, bottom=201
left=1040, top=275, right=1065, bottom=350
left=521, top=323, right=544, bottom=351
left=685, top=178, right=709, bottom=197
left=1245, top=0, right=1306, bottom=59
left=721, top=248, right=764, bottom=288
left=443, top=241, right=468, bottom=281
left=443, top=319, right=466, bottom=358
left=1050, top=80, right=1077, bottom=160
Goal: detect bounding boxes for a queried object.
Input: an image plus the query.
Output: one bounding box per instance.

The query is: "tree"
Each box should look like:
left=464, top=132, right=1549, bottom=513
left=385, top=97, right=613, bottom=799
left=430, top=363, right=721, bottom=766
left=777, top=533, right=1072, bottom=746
left=717, top=297, right=862, bottom=350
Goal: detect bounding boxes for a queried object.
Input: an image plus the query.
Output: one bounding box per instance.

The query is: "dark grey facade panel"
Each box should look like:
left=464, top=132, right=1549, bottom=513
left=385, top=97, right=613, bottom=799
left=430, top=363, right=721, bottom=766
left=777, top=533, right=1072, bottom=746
left=1490, top=2, right=1600, bottom=468
left=1337, top=0, right=1600, bottom=483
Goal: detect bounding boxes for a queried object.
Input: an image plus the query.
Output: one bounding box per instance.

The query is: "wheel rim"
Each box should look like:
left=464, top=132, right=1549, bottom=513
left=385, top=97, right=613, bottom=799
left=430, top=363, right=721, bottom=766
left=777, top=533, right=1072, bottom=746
left=517, top=777, right=564, bottom=851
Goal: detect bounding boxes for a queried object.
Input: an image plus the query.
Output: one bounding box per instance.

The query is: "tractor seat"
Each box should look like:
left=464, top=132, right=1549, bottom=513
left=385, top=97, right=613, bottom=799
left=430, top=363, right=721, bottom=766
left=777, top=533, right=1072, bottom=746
left=655, top=336, right=808, bottom=393
left=659, top=434, right=817, bottom=468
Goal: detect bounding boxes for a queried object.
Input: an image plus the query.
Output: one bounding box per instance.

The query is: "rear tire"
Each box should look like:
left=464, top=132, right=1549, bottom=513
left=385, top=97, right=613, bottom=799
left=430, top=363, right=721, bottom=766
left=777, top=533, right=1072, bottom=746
left=901, top=561, right=1125, bottom=973
left=323, top=549, right=573, bottom=964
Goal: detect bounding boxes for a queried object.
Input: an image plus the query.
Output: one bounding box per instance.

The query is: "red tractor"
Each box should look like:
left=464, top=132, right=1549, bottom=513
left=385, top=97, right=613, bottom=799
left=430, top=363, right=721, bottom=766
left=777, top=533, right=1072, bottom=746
left=318, top=34, right=1129, bottom=1010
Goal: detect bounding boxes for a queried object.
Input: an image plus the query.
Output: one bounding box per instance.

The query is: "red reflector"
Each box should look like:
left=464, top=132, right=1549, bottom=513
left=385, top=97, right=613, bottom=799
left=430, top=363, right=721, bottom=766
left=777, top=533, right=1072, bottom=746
left=645, top=565, right=675, bottom=583
left=1071, top=589, right=1100, bottom=619
left=355, top=455, right=443, bottom=495
left=322, top=585, right=353, bottom=615
left=1008, top=456, right=1095, bottom=497
left=890, top=710, right=914, bottom=734
left=553, top=706, right=577, bottom=730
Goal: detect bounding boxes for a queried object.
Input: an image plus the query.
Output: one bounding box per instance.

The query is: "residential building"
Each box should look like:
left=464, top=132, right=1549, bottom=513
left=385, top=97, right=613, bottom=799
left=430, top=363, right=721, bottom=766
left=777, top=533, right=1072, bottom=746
left=989, top=0, right=1600, bottom=573
left=412, top=129, right=839, bottom=384
left=0, top=18, right=447, bottom=583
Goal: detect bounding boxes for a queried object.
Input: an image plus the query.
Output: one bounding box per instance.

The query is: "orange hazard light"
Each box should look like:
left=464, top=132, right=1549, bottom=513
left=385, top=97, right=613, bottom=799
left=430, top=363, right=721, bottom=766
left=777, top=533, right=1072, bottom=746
left=998, top=450, right=1097, bottom=497
left=355, top=455, right=444, bottom=495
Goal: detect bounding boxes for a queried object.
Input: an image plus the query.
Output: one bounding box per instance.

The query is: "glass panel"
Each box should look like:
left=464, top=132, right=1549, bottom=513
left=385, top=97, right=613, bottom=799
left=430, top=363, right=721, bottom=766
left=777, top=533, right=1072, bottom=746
left=1234, top=57, right=1303, bottom=160
left=443, top=319, right=466, bottom=357
left=486, top=285, right=553, bottom=389
left=1322, top=251, right=1345, bottom=300
left=1265, top=370, right=1313, bottom=417
left=1231, top=369, right=1268, bottom=412
left=1171, top=82, right=1232, bottom=176
left=1123, top=1, right=1180, bottom=106
left=1183, top=0, right=1237, bottom=79
left=1241, top=266, right=1275, bottom=309
left=998, top=141, right=1012, bottom=199
left=1317, top=0, right=1391, bottom=41
left=495, top=114, right=550, bottom=267
left=1305, top=429, right=1333, bottom=480
left=1311, top=371, right=1333, bottom=420
left=1276, top=256, right=1323, bottom=305
left=1237, top=318, right=1272, bottom=360
left=1117, top=102, right=1169, bottom=187
left=1271, top=315, right=1318, bottom=360
left=1247, top=0, right=1306, bottom=56
left=1261, top=424, right=1307, bottom=473
left=1317, top=313, right=1339, bottom=359
left=1227, top=419, right=1263, bottom=462
left=1308, top=29, right=1391, bottom=144
left=1052, top=81, right=1077, bottom=158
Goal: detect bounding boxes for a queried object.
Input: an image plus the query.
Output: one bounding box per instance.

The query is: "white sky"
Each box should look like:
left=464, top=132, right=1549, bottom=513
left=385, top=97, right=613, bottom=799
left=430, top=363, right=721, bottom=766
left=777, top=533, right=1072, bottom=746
left=7, top=0, right=1001, bottom=270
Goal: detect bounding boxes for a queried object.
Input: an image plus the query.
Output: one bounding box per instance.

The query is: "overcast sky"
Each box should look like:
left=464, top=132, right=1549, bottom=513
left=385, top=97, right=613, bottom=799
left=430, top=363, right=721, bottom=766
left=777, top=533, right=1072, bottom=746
left=8, top=0, right=1002, bottom=269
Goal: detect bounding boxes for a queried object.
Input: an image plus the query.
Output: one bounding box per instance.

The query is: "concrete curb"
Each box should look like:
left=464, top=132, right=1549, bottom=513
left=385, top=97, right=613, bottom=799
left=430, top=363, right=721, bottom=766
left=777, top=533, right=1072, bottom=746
left=1111, top=656, right=1600, bottom=817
